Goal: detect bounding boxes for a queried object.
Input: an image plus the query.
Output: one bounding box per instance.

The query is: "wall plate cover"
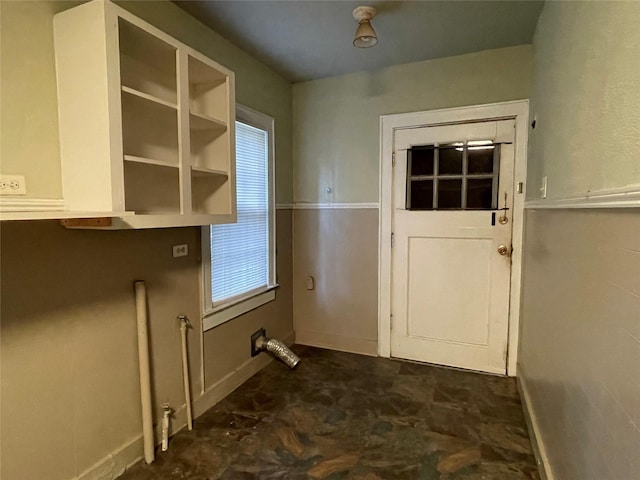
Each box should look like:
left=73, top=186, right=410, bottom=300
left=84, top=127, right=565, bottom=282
left=306, top=276, right=315, bottom=290
left=251, top=328, right=266, bottom=357
left=172, top=244, right=188, bottom=257
left=0, top=174, right=26, bottom=195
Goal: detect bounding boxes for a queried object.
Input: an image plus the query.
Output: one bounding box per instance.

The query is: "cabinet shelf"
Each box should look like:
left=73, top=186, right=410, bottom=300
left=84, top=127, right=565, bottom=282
left=124, top=154, right=178, bottom=169
left=119, top=17, right=177, bottom=105
left=191, top=165, right=228, bottom=177
left=121, top=85, right=179, bottom=166
left=189, top=110, right=227, bottom=131
left=121, top=86, right=177, bottom=110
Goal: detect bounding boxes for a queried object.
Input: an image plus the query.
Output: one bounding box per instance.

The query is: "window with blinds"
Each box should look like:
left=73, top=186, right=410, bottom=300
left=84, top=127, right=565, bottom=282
left=207, top=112, right=275, bottom=311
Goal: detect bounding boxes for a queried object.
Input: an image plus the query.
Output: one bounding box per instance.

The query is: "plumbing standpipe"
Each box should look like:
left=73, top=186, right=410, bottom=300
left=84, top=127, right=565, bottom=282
left=178, top=315, right=193, bottom=431
left=255, top=336, right=301, bottom=369
left=134, top=281, right=154, bottom=464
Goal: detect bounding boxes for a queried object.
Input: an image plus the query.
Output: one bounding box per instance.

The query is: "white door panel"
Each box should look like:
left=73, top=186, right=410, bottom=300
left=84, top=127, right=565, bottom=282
left=391, top=119, right=515, bottom=374
left=407, top=237, right=491, bottom=345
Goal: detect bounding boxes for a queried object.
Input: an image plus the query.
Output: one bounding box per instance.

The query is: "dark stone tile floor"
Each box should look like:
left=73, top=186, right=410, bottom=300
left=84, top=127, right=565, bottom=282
left=119, top=345, right=539, bottom=480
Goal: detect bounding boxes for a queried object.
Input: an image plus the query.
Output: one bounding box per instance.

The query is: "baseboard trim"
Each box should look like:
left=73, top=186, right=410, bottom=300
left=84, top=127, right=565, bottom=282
left=517, top=368, right=554, bottom=480
left=78, top=331, right=295, bottom=480
left=75, top=433, right=143, bottom=480
left=194, top=330, right=295, bottom=417
left=295, top=330, right=377, bottom=356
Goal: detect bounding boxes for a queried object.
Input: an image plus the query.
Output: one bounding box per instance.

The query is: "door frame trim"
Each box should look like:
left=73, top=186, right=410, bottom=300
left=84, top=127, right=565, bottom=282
left=378, top=100, right=530, bottom=376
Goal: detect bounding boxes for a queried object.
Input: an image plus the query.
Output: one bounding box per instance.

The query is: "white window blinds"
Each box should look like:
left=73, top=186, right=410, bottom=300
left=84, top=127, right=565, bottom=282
left=210, top=121, right=269, bottom=305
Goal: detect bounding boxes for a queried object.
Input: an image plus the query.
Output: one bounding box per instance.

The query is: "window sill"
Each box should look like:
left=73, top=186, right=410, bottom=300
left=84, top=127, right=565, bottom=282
left=202, top=286, right=278, bottom=332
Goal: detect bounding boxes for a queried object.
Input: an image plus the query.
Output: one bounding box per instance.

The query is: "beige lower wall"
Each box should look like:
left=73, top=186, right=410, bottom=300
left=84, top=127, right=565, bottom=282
left=0, top=210, right=292, bottom=480
left=293, top=208, right=378, bottom=356
left=518, top=208, right=640, bottom=479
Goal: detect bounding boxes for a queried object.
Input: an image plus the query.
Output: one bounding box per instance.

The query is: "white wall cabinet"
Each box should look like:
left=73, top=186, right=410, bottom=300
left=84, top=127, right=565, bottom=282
left=52, top=0, right=236, bottom=228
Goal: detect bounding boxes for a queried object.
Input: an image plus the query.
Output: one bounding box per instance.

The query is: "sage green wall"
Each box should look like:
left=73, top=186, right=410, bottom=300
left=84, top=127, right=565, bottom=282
left=292, top=46, right=532, bottom=355
left=0, top=0, right=71, bottom=198
left=1, top=2, right=293, bottom=479
left=292, top=45, right=532, bottom=204
left=526, top=1, right=640, bottom=201
left=0, top=0, right=293, bottom=204
left=519, top=2, right=640, bottom=479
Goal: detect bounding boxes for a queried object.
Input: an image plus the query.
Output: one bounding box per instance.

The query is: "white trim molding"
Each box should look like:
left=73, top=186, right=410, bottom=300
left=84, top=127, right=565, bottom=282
left=0, top=197, right=65, bottom=212
left=525, top=184, right=640, bottom=209
left=201, top=104, right=276, bottom=331
left=295, top=330, right=378, bottom=357
left=202, top=288, right=276, bottom=332
left=517, top=367, right=554, bottom=480
left=378, top=100, right=530, bottom=376
left=292, top=202, right=379, bottom=209
left=275, top=203, right=294, bottom=210
left=0, top=198, right=130, bottom=221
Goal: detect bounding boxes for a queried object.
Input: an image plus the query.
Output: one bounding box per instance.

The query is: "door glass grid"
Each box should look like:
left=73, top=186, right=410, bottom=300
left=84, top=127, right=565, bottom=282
left=406, top=142, right=500, bottom=210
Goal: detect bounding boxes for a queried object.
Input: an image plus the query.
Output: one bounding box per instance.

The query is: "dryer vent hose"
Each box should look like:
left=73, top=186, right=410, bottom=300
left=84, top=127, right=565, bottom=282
left=255, top=336, right=301, bottom=369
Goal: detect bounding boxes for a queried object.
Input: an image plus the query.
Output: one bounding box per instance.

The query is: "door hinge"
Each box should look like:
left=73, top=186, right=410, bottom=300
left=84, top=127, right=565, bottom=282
left=391, top=232, right=394, bottom=248
left=392, top=152, right=396, bottom=167
left=390, top=314, right=393, bottom=330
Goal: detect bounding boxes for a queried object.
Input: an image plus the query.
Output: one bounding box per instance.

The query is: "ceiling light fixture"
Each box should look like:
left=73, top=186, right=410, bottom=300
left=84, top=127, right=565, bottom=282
left=352, top=6, right=378, bottom=48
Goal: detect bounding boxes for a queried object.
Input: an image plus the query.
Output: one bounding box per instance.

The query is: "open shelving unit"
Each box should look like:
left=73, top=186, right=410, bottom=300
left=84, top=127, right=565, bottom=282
left=187, top=54, right=233, bottom=216
left=52, top=0, right=236, bottom=228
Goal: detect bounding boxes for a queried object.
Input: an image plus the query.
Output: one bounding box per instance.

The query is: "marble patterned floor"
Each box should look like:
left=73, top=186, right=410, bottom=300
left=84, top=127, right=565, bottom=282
left=119, top=345, right=539, bottom=480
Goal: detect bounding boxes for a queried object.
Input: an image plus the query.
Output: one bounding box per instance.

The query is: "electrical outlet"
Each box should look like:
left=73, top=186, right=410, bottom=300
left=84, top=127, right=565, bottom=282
left=172, top=244, right=188, bottom=258
left=0, top=175, right=26, bottom=195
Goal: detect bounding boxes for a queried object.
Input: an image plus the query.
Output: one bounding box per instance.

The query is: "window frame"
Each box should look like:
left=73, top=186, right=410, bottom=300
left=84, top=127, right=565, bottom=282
left=201, top=104, right=276, bottom=332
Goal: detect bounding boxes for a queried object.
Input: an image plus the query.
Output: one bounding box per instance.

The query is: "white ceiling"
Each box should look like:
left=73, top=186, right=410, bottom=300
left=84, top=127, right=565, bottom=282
left=174, top=1, right=544, bottom=83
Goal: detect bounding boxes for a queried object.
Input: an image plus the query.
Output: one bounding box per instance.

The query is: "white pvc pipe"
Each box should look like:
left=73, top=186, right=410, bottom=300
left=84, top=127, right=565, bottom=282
left=134, top=281, right=155, bottom=464
left=178, top=316, right=193, bottom=431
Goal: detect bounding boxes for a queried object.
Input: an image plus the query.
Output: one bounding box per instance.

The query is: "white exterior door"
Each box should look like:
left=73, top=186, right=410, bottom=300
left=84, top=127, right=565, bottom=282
left=391, top=120, right=515, bottom=374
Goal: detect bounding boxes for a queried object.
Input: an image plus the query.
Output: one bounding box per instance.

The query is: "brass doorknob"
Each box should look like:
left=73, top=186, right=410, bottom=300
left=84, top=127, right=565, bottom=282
left=497, top=245, right=509, bottom=256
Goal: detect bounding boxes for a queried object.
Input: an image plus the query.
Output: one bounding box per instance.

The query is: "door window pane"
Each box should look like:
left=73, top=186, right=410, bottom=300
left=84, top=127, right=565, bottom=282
left=437, top=179, right=462, bottom=209
left=468, top=147, right=495, bottom=174
left=410, top=147, right=435, bottom=176
left=408, top=180, right=433, bottom=209
left=439, top=146, right=463, bottom=175
left=467, top=178, right=494, bottom=209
